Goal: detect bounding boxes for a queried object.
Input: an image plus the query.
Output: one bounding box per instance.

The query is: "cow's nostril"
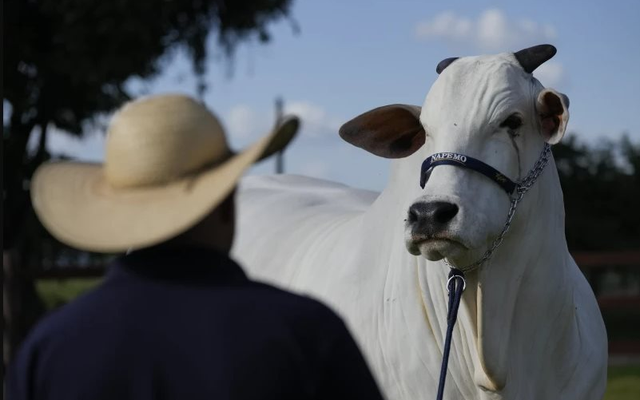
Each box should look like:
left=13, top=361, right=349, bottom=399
left=408, top=207, right=419, bottom=223
left=434, top=203, right=459, bottom=224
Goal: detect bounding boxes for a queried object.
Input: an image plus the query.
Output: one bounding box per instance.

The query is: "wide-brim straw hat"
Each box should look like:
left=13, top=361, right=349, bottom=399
left=31, top=94, right=299, bottom=253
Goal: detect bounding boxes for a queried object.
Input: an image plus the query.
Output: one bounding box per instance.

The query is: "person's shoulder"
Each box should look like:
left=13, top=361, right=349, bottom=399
left=24, top=281, right=110, bottom=344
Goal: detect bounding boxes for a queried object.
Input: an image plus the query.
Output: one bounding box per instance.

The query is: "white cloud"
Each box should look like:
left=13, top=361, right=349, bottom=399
left=284, top=101, right=342, bottom=138
left=225, top=105, right=259, bottom=140
left=415, top=11, right=473, bottom=42
left=533, top=61, right=564, bottom=87
left=415, top=9, right=557, bottom=52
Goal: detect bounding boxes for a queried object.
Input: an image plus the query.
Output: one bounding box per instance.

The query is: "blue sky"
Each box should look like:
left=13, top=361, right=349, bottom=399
left=37, top=0, right=640, bottom=191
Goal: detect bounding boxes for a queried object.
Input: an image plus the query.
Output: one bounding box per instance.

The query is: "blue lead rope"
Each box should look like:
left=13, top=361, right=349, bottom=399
left=436, top=268, right=466, bottom=400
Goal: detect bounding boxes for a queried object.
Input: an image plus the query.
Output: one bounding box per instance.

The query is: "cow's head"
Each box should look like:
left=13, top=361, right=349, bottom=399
left=340, top=45, right=569, bottom=266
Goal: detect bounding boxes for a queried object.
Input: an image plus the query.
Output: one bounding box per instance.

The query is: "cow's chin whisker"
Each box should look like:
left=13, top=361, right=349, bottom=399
left=421, top=249, right=446, bottom=262
left=406, top=238, right=468, bottom=262
left=406, top=244, right=422, bottom=256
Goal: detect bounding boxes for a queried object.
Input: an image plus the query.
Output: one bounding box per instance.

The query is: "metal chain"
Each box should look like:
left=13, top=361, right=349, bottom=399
left=444, top=143, right=551, bottom=272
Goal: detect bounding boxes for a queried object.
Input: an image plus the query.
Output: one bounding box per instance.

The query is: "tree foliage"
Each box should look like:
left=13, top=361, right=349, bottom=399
left=3, top=0, right=294, bottom=249
left=553, top=134, right=640, bottom=251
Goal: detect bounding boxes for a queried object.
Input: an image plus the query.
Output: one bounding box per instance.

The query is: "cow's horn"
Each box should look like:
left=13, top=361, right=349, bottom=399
left=514, top=44, right=557, bottom=73
left=436, top=57, right=459, bottom=74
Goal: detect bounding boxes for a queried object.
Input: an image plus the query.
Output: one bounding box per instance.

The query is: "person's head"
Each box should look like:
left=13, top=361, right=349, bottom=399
left=31, top=94, right=299, bottom=255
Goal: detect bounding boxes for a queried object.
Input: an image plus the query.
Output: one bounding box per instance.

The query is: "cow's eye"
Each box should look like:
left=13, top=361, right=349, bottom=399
left=500, top=114, right=522, bottom=131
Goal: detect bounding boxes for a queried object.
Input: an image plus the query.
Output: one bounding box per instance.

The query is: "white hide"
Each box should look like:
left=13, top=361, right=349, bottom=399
left=232, top=51, right=607, bottom=400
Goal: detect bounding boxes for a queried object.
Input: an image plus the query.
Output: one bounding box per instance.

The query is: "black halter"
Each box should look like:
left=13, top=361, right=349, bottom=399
left=420, top=152, right=516, bottom=195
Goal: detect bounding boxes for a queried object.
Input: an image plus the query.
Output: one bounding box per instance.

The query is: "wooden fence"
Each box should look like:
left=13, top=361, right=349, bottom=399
left=573, top=251, right=640, bottom=355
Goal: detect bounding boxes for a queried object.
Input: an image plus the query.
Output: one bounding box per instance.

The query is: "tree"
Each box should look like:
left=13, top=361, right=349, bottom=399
left=553, top=134, right=640, bottom=251
left=3, top=0, right=295, bottom=365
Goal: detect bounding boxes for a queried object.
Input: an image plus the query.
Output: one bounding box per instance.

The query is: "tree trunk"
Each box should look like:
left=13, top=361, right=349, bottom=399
left=3, top=120, right=48, bottom=369
left=3, top=243, right=46, bottom=368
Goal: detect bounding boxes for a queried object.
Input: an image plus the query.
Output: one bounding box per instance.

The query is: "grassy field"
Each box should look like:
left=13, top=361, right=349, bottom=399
left=606, top=365, right=640, bottom=400
left=36, top=278, right=102, bottom=310
left=36, top=279, right=640, bottom=399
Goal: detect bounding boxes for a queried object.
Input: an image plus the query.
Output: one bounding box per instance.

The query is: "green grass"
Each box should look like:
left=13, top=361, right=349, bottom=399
left=605, top=365, right=640, bottom=400
left=36, top=278, right=102, bottom=310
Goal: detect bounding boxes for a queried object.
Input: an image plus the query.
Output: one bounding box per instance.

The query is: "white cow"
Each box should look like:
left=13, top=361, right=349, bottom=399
left=232, top=45, right=607, bottom=400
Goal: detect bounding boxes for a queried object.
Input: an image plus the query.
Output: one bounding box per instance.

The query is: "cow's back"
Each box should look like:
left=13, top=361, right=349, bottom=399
left=232, top=174, right=379, bottom=301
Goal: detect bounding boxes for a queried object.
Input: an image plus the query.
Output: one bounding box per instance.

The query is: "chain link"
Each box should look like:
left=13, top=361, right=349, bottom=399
left=444, top=143, right=551, bottom=272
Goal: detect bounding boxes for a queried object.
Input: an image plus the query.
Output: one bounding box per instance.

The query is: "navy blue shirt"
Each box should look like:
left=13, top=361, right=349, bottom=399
left=8, top=246, right=385, bottom=400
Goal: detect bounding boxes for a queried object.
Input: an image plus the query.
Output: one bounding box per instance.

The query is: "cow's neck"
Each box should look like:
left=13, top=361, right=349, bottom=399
left=468, top=158, right=574, bottom=391
left=375, top=156, right=578, bottom=396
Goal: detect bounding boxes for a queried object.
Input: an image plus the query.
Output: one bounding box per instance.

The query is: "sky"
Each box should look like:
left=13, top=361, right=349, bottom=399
left=28, top=0, right=640, bottom=191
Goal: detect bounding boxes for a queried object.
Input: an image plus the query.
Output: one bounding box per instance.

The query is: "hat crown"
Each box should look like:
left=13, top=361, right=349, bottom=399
left=105, top=95, right=229, bottom=188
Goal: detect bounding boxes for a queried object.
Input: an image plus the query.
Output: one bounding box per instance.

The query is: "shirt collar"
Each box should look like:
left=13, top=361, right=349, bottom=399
left=109, top=245, right=248, bottom=284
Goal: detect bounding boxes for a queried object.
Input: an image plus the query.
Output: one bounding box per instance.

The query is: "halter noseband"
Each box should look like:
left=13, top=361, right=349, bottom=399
left=420, top=152, right=517, bottom=194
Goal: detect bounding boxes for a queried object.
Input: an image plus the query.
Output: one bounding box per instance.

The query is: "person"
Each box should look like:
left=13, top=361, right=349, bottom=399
left=7, top=94, right=385, bottom=400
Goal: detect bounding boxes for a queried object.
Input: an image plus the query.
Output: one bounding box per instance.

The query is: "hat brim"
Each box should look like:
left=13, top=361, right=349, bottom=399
left=31, top=116, right=300, bottom=253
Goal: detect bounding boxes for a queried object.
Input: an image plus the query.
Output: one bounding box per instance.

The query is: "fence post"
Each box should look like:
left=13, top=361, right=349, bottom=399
left=275, top=97, right=284, bottom=174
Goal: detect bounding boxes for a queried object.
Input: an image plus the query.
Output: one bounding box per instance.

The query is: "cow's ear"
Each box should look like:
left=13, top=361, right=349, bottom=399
left=536, top=89, right=569, bottom=144
left=339, top=104, right=425, bottom=158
